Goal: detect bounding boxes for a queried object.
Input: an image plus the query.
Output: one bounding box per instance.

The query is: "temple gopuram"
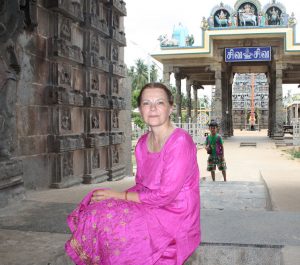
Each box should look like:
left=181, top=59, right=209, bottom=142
left=152, top=0, right=300, bottom=138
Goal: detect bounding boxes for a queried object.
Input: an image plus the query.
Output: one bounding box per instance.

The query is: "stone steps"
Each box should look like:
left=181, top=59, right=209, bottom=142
left=186, top=243, right=282, bottom=265
left=240, top=142, right=257, bottom=147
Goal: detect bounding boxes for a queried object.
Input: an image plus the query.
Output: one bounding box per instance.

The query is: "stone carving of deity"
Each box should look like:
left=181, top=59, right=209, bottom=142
left=112, top=46, right=118, bottom=61
left=112, top=110, right=119, bottom=128
left=60, top=18, right=71, bottom=42
left=59, top=65, right=71, bottom=87
left=112, top=146, right=119, bottom=164
left=91, top=0, right=98, bottom=16
left=91, top=34, right=99, bottom=53
left=91, top=73, right=99, bottom=91
left=63, top=152, right=73, bottom=177
left=243, top=4, right=253, bottom=14
left=61, top=109, right=71, bottom=130
left=219, top=10, right=226, bottom=19
left=0, top=42, right=19, bottom=160
left=92, top=149, right=100, bottom=169
left=113, top=78, right=119, bottom=94
left=288, top=12, right=297, bottom=27
left=91, top=111, right=99, bottom=129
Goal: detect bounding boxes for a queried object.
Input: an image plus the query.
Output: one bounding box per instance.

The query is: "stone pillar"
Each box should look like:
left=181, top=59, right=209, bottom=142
left=162, top=65, right=172, bottom=87
left=211, top=66, right=223, bottom=126
left=267, top=72, right=274, bottom=137
left=273, top=63, right=284, bottom=139
left=0, top=1, right=25, bottom=207
left=193, top=84, right=198, bottom=121
left=0, top=50, right=25, bottom=207
left=175, top=73, right=182, bottom=122
left=186, top=78, right=192, bottom=121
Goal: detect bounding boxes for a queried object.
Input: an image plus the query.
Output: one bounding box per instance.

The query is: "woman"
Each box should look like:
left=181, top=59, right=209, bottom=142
left=65, top=82, right=201, bottom=264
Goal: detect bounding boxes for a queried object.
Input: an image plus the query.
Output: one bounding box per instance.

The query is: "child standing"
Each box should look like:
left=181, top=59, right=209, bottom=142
left=205, top=121, right=227, bottom=181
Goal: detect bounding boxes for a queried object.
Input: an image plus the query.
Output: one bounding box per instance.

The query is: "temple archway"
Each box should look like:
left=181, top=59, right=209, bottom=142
left=153, top=0, right=300, bottom=139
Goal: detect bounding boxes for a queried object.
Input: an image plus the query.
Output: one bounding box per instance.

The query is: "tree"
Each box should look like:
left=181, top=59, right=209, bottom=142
left=150, top=64, right=158, bottom=82
left=131, top=59, right=148, bottom=91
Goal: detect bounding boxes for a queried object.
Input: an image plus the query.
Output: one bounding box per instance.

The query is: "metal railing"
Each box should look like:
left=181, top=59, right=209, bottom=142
left=131, top=120, right=208, bottom=146
left=293, top=120, right=300, bottom=146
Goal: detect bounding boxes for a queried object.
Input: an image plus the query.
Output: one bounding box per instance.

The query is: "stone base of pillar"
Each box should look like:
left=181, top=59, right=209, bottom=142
left=51, top=176, right=82, bottom=189
left=82, top=170, right=109, bottom=184
left=108, top=165, right=125, bottom=181
left=0, top=159, right=25, bottom=208
left=273, top=133, right=284, bottom=140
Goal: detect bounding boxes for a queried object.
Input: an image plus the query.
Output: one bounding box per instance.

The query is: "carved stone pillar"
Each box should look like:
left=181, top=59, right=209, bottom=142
left=273, top=63, right=284, bottom=139
left=0, top=1, right=25, bottom=207
left=175, top=73, right=182, bottom=122
left=267, top=72, right=274, bottom=137
left=186, top=78, right=192, bottom=121
left=162, top=65, right=172, bottom=87
left=193, top=84, right=198, bottom=121
left=211, top=66, right=223, bottom=126
left=222, top=71, right=232, bottom=137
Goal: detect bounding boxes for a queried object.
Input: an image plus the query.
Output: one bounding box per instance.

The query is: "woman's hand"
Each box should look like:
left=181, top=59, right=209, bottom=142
left=91, top=189, right=124, bottom=203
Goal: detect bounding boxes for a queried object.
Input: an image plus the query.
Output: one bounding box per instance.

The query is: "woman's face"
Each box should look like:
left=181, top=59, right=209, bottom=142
left=139, top=88, right=173, bottom=128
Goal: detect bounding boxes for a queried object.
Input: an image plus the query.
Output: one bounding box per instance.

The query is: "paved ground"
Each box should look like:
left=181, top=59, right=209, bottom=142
left=0, top=129, right=300, bottom=264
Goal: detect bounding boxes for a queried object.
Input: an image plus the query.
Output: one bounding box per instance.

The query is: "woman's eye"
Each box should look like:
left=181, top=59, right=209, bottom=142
left=157, top=101, right=164, bottom=105
left=142, top=101, right=150, bottom=106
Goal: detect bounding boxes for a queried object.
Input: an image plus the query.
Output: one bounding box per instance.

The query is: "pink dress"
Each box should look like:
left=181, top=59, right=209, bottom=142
left=65, top=128, right=201, bottom=264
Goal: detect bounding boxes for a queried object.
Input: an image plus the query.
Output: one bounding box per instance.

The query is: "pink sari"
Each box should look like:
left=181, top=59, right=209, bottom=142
left=65, top=128, right=201, bottom=264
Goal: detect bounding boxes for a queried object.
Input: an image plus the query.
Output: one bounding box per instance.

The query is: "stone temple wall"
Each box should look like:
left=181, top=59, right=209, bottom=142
left=0, top=0, right=131, bottom=207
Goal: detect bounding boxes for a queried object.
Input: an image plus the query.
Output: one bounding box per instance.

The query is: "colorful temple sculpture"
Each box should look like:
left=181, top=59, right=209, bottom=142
left=152, top=0, right=300, bottom=138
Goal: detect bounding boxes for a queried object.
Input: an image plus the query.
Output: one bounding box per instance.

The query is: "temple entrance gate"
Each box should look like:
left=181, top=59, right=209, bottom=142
left=152, top=0, right=300, bottom=139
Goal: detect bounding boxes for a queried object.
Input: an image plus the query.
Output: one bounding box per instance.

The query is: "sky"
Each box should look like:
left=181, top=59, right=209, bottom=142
left=124, top=0, right=300, bottom=96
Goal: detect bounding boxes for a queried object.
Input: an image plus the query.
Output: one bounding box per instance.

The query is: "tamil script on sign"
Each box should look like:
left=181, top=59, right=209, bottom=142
left=225, top=47, right=271, bottom=62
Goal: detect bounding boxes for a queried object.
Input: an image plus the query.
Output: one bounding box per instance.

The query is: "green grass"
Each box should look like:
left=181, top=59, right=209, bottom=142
left=292, top=150, right=300, bottom=159
left=285, top=148, right=300, bottom=159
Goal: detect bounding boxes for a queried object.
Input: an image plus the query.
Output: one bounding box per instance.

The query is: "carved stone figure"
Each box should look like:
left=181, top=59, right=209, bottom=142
left=91, top=111, right=99, bottom=129
left=112, top=78, right=119, bottom=94
left=63, top=152, right=73, bottom=177
left=92, top=149, right=100, bottom=169
left=288, top=12, right=297, bottom=27
left=112, top=110, right=119, bottom=128
left=215, top=10, right=228, bottom=27
left=200, top=17, right=209, bottom=31
left=60, top=18, right=71, bottom=41
left=91, top=34, right=99, bottom=53
left=158, top=34, right=178, bottom=47
left=61, top=109, right=71, bottom=130
left=185, top=34, right=194, bottom=46
left=112, top=146, right=119, bottom=164
left=91, top=73, right=99, bottom=91
left=0, top=44, right=19, bottom=160
left=268, top=7, right=280, bottom=25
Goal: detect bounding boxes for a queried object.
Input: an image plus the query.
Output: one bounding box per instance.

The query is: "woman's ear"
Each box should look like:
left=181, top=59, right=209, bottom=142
left=169, top=106, right=173, bottom=116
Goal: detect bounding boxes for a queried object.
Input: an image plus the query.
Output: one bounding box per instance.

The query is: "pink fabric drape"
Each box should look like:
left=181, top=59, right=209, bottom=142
left=65, top=128, right=201, bottom=264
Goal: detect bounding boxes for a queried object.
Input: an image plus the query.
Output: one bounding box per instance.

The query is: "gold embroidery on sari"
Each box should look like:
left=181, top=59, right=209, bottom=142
left=120, top=220, right=126, bottom=226
left=113, top=249, right=121, bottom=256
left=103, top=226, right=110, bottom=232
left=70, top=237, right=92, bottom=264
left=106, top=213, right=113, bottom=219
